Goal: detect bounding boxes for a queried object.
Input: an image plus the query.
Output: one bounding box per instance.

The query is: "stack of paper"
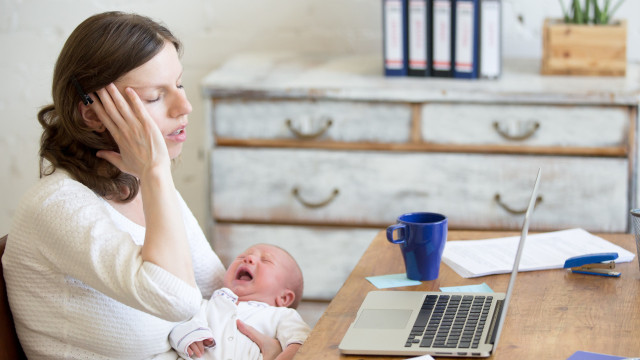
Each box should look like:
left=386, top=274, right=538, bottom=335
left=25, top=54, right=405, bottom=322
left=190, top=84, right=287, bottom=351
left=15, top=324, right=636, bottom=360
left=442, top=228, right=635, bottom=278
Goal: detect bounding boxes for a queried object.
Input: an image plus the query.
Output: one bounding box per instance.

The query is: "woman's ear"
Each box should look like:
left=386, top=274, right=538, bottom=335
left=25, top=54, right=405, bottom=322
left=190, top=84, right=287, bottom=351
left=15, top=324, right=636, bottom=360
left=275, top=289, right=295, bottom=308
left=78, top=101, right=105, bottom=132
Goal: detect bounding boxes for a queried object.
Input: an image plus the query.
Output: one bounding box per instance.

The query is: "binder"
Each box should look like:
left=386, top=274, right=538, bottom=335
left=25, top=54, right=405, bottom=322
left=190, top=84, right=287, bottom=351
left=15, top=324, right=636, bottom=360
left=430, top=0, right=454, bottom=77
left=454, top=0, right=479, bottom=78
left=383, top=0, right=408, bottom=76
left=479, top=0, right=502, bottom=78
left=407, top=0, right=431, bottom=76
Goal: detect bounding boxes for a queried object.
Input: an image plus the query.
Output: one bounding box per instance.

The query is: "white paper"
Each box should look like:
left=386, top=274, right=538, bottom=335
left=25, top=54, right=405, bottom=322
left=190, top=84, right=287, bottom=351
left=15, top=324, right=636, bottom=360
left=405, top=355, right=435, bottom=360
left=442, top=228, right=635, bottom=278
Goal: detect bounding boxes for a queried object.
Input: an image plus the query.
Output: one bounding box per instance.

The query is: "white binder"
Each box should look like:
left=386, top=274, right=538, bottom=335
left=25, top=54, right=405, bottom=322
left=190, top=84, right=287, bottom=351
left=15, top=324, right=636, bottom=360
left=479, top=0, right=501, bottom=78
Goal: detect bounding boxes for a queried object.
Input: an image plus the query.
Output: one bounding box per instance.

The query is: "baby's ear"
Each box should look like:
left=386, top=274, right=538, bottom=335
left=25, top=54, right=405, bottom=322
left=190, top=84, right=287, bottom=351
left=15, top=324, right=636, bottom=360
left=78, top=101, right=106, bottom=132
left=275, top=289, right=295, bottom=308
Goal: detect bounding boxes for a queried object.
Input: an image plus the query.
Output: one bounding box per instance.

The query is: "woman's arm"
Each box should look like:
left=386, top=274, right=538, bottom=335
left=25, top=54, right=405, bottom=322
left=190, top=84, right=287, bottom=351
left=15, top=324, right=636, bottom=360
left=275, top=344, right=301, bottom=360
left=176, top=191, right=226, bottom=298
left=13, top=172, right=201, bottom=321
left=91, top=84, right=195, bottom=286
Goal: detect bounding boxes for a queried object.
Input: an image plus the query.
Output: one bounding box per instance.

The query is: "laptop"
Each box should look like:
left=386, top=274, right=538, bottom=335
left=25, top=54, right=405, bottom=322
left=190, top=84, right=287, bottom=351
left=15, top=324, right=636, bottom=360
left=339, top=169, right=542, bottom=358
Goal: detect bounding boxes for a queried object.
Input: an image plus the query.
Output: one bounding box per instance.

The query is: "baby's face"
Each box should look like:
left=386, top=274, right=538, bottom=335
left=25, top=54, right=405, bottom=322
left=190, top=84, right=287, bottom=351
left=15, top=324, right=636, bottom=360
left=224, top=244, right=295, bottom=306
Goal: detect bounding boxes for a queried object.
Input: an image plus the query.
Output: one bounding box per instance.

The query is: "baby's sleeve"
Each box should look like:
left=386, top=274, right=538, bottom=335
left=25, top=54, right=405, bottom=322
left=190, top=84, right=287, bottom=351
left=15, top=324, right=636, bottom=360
left=169, top=301, right=216, bottom=359
left=275, top=309, right=312, bottom=349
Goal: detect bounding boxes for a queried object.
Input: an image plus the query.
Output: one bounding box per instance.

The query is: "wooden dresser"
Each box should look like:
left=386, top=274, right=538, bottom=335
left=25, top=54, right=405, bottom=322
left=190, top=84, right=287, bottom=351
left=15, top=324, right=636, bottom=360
left=202, top=53, right=640, bottom=301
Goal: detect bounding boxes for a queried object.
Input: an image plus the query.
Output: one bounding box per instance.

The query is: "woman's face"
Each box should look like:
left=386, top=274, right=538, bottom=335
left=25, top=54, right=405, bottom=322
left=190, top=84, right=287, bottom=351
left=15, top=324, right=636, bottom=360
left=114, top=42, right=192, bottom=160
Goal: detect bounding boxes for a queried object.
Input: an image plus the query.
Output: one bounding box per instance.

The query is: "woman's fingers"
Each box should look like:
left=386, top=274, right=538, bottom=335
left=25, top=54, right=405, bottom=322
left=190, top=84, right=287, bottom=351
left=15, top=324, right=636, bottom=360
left=90, top=89, right=117, bottom=134
left=124, top=87, right=148, bottom=124
left=123, top=87, right=164, bottom=144
left=94, top=84, right=146, bottom=139
left=94, top=87, right=121, bottom=131
left=102, top=84, right=136, bottom=126
left=237, top=320, right=282, bottom=360
left=88, top=83, right=169, bottom=177
left=95, top=150, right=123, bottom=169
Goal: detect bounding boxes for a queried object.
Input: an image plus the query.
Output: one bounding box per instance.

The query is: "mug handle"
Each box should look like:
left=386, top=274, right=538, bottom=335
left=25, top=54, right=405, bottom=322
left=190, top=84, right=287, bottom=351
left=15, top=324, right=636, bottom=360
left=387, top=224, right=406, bottom=244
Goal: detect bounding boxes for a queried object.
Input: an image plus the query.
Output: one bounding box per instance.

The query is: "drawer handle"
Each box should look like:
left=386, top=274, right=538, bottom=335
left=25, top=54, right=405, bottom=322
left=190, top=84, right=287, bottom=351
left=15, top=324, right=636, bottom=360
left=494, top=193, right=543, bottom=215
left=285, top=118, right=333, bottom=140
left=292, top=187, right=339, bottom=209
left=492, top=121, right=540, bottom=141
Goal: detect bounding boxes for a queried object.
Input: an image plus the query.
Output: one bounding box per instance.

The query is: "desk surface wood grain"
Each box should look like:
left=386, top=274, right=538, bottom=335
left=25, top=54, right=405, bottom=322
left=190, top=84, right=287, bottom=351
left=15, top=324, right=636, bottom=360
left=294, top=230, right=640, bottom=360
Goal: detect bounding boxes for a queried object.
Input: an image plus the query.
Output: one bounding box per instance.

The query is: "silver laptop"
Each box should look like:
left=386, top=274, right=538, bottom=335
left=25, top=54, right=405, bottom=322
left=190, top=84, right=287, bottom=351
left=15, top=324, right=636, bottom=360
left=339, top=169, right=542, bottom=357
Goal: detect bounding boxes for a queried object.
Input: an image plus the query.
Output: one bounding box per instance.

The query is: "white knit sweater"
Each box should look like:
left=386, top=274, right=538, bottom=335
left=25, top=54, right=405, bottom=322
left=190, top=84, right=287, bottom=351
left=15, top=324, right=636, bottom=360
left=3, top=170, right=226, bottom=359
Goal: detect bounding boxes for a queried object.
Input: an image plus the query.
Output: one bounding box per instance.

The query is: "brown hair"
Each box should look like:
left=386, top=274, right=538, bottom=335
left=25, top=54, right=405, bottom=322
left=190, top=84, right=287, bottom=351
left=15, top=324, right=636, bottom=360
left=38, top=11, right=181, bottom=201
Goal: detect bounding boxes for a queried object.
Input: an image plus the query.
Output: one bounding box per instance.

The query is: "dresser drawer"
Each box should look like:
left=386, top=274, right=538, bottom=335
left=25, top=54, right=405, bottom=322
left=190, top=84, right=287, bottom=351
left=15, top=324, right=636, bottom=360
left=212, top=148, right=628, bottom=232
left=213, top=99, right=412, bottom=143
left=421, top=104, right=629, bottom=148
left=212, top=223, right=377, bottom=300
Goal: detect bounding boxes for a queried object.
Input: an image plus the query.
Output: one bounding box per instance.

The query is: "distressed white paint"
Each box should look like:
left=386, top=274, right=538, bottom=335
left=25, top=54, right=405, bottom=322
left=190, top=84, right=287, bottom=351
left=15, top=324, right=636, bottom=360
left=203, top=55, right=640, bottom=105
left=421, top=104, right=630, bottom=147
left=213, top=223, right=378, bottom=300
left=4, top=0, right=640, bottom=235
left=212, top=148, right=628, bottom=232
left=213, top=100, right=412, bottom=142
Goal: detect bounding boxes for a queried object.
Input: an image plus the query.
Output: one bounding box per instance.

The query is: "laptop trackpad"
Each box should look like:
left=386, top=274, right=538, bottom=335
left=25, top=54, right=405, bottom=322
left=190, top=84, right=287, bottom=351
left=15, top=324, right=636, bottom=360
left=354, top=309, right=412, bottom=329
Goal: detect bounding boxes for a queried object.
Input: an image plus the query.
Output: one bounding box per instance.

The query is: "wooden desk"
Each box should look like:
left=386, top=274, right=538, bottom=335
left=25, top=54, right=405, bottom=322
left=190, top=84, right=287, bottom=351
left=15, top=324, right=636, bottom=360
left=294, top=231, right=640, bottom=359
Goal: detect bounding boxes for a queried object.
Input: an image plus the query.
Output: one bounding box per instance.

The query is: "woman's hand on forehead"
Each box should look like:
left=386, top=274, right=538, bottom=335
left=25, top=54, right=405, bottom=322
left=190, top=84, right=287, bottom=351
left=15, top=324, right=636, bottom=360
left=91, top=83, right=171, bottom=178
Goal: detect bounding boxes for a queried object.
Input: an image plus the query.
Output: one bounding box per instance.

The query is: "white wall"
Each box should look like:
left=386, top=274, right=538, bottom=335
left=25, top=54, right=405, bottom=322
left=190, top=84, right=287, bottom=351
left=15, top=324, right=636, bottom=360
left=1, top=0, right=639, bottom=235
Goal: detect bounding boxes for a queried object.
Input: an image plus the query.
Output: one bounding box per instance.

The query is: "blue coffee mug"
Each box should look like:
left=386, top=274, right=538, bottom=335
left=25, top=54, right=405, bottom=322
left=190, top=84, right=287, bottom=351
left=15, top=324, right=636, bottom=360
left=386, top=212, right=448, bottom=281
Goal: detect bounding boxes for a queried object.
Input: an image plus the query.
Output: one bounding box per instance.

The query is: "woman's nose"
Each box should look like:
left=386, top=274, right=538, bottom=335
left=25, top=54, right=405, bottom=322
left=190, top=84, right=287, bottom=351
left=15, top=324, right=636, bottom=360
left=169, top=90, right=192, bottom=118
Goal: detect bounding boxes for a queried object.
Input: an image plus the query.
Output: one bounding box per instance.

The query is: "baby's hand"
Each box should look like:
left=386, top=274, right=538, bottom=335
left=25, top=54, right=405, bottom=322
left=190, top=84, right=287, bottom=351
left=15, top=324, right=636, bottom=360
left=187, top=338, right=215, bottom=358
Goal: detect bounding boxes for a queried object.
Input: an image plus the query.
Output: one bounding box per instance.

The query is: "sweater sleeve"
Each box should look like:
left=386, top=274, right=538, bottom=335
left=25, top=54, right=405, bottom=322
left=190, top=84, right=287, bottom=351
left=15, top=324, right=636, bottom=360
left=175, top=191, right=226, bottom=298
left=23, top=173, right=203, bottom=321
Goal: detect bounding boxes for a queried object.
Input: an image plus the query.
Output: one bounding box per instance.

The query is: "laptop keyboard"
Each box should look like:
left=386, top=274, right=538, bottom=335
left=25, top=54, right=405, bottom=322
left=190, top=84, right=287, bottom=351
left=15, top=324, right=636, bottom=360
left=405, top=294, right=493, bottom=349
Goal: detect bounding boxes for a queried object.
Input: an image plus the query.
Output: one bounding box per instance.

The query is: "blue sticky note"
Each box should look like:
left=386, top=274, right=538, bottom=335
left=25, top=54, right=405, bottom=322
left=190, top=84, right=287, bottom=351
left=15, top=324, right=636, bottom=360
left=366, top=273, right=422, bottom=289
left=440, top=283, right=494, bottom=293
left=566, top=351, right=627, bottom=360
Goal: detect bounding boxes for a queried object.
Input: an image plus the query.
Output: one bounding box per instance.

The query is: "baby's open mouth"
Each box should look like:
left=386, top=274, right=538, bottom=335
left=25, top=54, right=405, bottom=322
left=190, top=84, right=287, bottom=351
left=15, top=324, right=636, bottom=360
left=236, top=268, right=253, bottom=281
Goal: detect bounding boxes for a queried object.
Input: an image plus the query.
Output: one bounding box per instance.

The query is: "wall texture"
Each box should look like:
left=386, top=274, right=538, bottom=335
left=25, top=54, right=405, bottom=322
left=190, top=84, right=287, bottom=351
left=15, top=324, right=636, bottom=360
left=1, top=0, right=639, bottom=234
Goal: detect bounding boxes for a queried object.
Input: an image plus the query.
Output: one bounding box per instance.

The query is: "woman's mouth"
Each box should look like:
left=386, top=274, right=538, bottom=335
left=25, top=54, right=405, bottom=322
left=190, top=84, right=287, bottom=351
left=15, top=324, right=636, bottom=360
left=169, top=127, right=185, bottom=136
left=167, top=126, right=187, bottom=142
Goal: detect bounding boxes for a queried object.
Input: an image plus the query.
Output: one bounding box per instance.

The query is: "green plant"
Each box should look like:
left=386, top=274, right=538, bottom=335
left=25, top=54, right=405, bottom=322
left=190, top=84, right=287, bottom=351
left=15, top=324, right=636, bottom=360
left=558, top=0, right=626, bottom=24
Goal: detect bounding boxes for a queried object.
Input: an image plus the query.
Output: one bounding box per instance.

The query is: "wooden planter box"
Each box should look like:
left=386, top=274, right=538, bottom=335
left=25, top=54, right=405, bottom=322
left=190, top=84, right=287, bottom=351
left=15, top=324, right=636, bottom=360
left=541, top=18, right=627, bottom=76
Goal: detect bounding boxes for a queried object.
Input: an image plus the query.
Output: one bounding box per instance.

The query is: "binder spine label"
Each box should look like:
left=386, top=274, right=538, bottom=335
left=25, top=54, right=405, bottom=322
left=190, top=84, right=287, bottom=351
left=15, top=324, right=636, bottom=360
left=480, top=0, right=501, bottom=78
left=408, top=0, right=428, bottom=70
left=432, top=0, right=452, bottom=71
left=385, top=0, right=405, bottom=70
left=455, top=1, right=474, bottom=72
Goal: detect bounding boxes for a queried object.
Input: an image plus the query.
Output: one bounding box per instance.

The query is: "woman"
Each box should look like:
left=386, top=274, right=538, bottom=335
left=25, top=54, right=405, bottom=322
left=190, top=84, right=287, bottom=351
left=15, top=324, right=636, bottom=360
left=3, top=11, right=280, bottom=359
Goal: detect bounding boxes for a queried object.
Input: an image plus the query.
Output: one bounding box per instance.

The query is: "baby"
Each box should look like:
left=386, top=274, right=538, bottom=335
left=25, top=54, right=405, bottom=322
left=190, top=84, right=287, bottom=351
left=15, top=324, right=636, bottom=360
left=169, top=243, right=310, bottom=360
